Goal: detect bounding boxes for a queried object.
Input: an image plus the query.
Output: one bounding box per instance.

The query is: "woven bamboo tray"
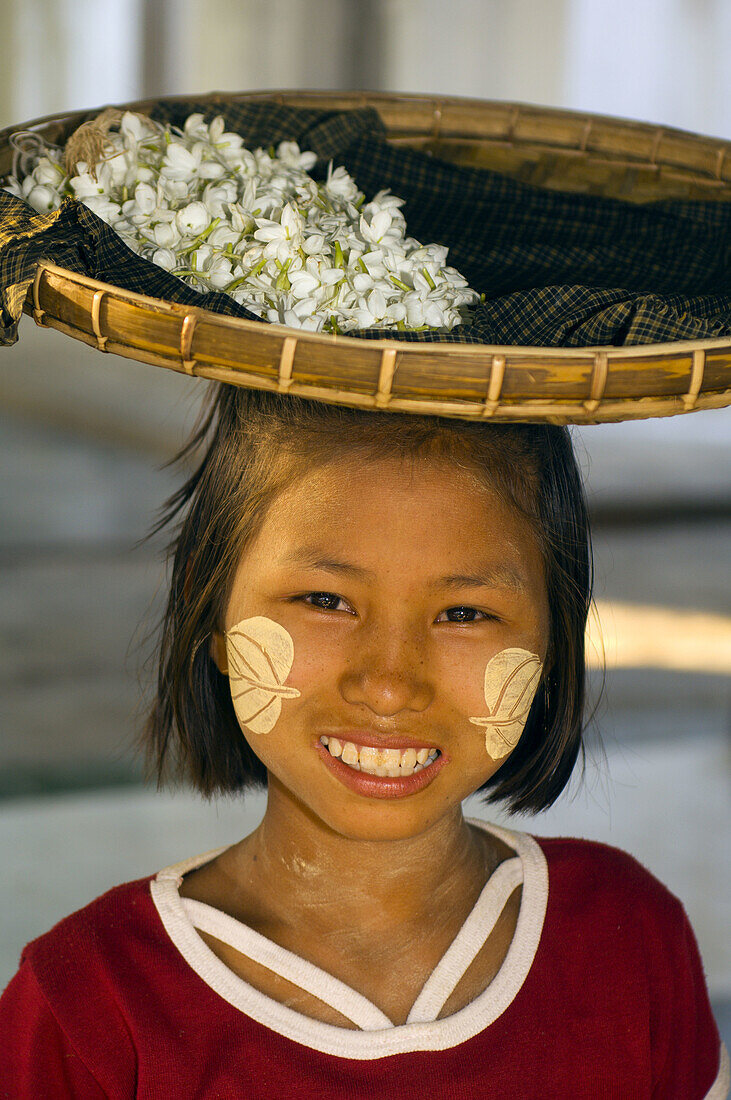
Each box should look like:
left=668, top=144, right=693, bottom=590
left=3, top=89, right=731, bottom=424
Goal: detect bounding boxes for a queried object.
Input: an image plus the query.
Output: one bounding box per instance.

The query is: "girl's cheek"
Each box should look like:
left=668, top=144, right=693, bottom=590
left=467, top=647, right=543, bottom=761
left=223, top=619, right=542, bottom=766
left=224, top=615, right=301, bottom=736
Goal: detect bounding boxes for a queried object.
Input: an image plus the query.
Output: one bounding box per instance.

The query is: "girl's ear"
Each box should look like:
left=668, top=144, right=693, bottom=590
left=210, top=631, right=229, bottom=676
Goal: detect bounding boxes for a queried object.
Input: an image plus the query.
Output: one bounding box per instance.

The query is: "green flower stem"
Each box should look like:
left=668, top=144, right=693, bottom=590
left=390, top=275, right=411, bottom=292
left=223, top=274, right=250, bottom=292
left=333, top=241, right=344, bottom=267
left=421, top=266, right=436, bottom=290
left=357, top=258, right=368, bottom=274
left=275, top=257, right=292, bottom=292
left=320, top=286, right=341, bottom=310
left=172, top=268, right=209, bottom=289
left=177, top=217, right=221, bottom=256
left=224, top=254, right=268, bottom=292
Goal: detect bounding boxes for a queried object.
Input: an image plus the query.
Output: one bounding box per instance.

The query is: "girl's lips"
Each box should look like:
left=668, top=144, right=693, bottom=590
left=314, top=740, right=448, bottom=800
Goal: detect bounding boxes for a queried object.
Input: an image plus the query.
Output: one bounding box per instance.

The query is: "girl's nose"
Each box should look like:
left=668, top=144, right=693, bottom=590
left=338, top=624, right=434, bottom=717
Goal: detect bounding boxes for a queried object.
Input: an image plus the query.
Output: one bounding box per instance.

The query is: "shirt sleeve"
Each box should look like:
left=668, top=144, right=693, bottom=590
left=0, top=958, right=107, bottom=1099
left=650, top=900, right=729, bottom=1099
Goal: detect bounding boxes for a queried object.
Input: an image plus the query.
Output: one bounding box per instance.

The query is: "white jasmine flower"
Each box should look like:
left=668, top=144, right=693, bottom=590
left=70, top=170, right=105, bottom=199
left=276, top=141, right=317, bottom=171
left=207, top=224, right=241, bottom=249
left=325, top=163, right=361, bottom=203
left=134, top=182, right=157, bottom=216
left=203, top=181, right=237, bottom=218
left=183, top=114, right=210, bottom=140
left=101, top=151, right=131, bottom=189
left=26, top=184, right=58, bottom=212
left=175, top=201, right=210, bottom=236
left=320, top=267, right=345, bottom=286
left=254, top=202, right=305, bottom=262
left=197, top=159, right=226, bottom=180
left=4, top=110, right=480, bottom=333
left=120, top=112, right=147, bottom=144
left=302, top=233, right=327, bottom=255
left=34, top=161, right=65, bottom=188
left=206, top=254, right=234, bottom=289
left=159, top=178, right=189, bottom=203
left=162, top=142, right=199, bottom=180
left=401, top=294, right=425, bottom=327
left=288, top=270, right=321, bottom=299
left=152, top=222, right=178, bottom=247
left=152, top=247, right=176, bottom=270
left=81, top=195, right=121, bottom=222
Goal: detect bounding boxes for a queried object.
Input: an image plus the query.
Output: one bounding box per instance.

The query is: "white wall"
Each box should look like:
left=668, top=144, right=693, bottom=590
left=564, top=0, right=731, bottom=138
left=0, top=0, right=143, bottom=128
left=3, top=0, right=729, bottom=139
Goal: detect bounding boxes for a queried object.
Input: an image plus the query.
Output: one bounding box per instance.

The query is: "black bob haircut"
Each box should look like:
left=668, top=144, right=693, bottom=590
left=140, top=384, right=596, bottom=817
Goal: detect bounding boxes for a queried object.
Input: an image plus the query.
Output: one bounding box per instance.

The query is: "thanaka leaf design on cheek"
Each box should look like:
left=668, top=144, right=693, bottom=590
left=224, top=616, right=301, bottom=735
left=469, top=648, right=543, bottom=760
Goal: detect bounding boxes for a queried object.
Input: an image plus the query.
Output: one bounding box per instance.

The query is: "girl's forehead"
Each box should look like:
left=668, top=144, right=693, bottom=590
left=245, top=455, right=541, bottom=576
left=278, top=452, right=503, bottom=505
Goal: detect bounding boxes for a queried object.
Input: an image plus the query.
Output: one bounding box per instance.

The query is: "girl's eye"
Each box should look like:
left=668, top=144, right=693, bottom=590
left=301, top=589, right=349, bottom=616
left=435, top=607, right=492, bottom=624
left=298, top=589, right=492, bottom=624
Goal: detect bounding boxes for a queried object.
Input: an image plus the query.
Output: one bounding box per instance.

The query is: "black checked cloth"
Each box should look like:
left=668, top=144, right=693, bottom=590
left=2, top=100, right=731, bottom=348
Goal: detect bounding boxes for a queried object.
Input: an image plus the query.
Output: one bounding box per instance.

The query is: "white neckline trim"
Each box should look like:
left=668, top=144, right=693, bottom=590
left=181, top=854, right=522, bottom=1030
left=150, top=818, right=548, bottom=1059
left=706, top=1040, right=730, bottom=1100
left=183, top=895, right=394, bottom=1030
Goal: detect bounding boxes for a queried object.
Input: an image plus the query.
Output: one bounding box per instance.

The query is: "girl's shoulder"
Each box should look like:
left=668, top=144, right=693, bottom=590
left=522, top=827, right=712, bottom=1000
left=477, top=820, right=687, bottom=923
left=15, top=871, right=166, bottom=1007
left=1, top=873, right=163, bottom=1095
left=530, top=829, right=689, bottom=925
left=533, top=828, right=673, bottom=880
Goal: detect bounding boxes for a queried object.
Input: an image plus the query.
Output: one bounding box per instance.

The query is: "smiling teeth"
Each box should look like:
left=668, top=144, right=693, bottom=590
left=320, top=737, right=440, bottom=776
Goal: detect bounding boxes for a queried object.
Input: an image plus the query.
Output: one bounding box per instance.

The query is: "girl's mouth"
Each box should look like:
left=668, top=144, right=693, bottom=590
left=315, top=736, right=447, bottom=800
left=320, top=736, right=440, bottom=776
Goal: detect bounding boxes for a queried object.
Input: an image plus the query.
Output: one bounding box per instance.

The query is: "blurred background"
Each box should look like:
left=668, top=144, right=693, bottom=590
left=1, top=0, right=729, bottom=1043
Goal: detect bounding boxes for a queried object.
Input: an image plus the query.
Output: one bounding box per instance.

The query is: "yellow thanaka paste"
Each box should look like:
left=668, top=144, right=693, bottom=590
left=225, top=616, right=300, bottom=735
left=469, top=648, right=543, bottom=759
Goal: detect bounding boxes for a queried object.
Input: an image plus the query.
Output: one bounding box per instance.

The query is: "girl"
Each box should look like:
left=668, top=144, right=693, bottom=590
left=1, top=385, right=728, bottom=1098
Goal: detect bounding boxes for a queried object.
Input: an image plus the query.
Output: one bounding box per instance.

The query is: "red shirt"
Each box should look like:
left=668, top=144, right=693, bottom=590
left=1, top=824, right=728, bottom=1099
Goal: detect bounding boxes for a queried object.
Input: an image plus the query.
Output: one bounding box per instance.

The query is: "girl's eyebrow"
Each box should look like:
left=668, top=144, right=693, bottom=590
left=284, top=549, right=526, bottom=593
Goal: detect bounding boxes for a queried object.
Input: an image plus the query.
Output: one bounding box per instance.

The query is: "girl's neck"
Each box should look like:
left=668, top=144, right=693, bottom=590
left=211, top=784, right=499, bottom=948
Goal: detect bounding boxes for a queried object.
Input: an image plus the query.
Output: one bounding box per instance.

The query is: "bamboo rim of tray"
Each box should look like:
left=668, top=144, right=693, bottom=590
left=5, top=89, right=731, bottom=424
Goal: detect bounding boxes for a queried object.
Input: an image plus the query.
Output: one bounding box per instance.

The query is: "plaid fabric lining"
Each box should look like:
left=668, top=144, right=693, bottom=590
left=1, top=99, right=730, bottom=348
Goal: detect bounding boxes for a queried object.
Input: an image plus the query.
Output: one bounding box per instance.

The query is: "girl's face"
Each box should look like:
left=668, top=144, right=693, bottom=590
left=211, top=455, right=549, bottom=841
